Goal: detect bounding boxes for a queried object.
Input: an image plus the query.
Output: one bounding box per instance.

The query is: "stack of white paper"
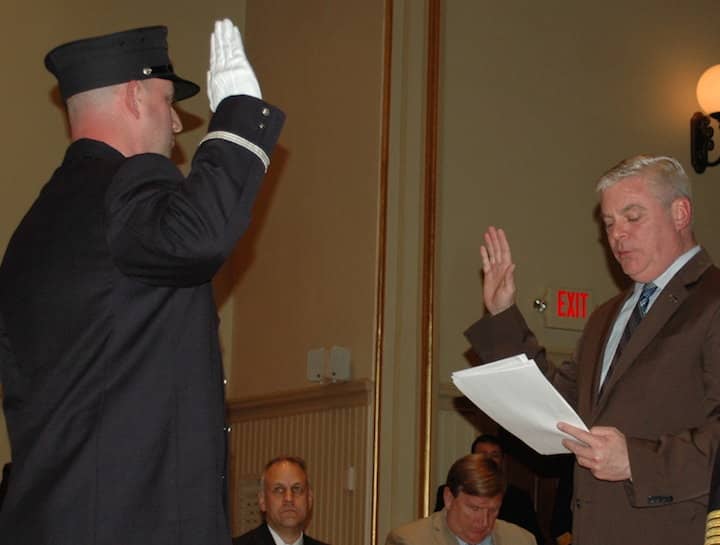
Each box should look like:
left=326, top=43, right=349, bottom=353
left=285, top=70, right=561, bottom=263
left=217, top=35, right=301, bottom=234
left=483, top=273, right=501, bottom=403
left=451, top=354, right=588, bottom=455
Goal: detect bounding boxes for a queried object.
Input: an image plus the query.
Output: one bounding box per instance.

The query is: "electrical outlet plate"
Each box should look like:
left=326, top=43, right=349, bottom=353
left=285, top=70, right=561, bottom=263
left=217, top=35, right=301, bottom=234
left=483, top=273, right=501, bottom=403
left=329, top=346, right=351, bottom=382
left=306, top=347, right=325, bottom=382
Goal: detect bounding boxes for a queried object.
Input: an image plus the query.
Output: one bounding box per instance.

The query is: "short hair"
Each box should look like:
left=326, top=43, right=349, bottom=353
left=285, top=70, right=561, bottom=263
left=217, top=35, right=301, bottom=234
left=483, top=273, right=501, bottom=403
left=259, top=456, right=309, bottom=489
left=470, top=434, right=504, bottom=455
left=595, top=154, right=692, bottom=208
left=66, top=84, right=122, bottom=120
left=446, top=454, right=506, bottom=499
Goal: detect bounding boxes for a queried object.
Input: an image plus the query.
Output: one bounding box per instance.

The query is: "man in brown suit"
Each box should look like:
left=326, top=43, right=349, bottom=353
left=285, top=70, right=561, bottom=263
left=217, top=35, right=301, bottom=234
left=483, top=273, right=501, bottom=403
left=465, top=155, right=720, bottom=545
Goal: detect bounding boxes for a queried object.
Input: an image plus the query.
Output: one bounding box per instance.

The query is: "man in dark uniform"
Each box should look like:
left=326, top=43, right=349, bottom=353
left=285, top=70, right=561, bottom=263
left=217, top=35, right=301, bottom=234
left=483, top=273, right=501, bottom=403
left=233, top=456, right=329, bottom=545
left=0, top=19, right=284, bottom=545
left=0, top=461, right=10, bottom=512
left=705, top=451, right=720, bottom=545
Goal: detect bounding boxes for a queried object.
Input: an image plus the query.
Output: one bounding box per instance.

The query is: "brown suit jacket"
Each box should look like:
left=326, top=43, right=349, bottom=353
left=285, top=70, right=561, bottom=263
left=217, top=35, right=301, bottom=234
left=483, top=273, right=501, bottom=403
left=465, top=249, right=720, bottom=545
left=385, top=509, right=536, bottom=545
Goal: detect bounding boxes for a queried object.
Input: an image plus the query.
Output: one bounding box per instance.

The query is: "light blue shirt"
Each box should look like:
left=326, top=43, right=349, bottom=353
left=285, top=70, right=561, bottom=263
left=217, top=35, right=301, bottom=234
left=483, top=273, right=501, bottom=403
left=599, top=245, right=701, bottom=387
left=456, top=534, right=493, bottom=545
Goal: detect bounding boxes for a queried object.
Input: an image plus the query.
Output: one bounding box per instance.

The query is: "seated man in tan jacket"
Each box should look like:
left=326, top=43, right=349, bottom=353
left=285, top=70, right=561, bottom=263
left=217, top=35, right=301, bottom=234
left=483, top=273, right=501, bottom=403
left=386, top=454, right=536, bottom=545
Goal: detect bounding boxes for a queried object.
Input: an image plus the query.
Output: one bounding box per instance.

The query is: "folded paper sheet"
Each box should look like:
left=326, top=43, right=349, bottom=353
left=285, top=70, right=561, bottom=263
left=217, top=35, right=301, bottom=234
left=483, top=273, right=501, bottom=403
left=452, top=354, right=588, bottom=455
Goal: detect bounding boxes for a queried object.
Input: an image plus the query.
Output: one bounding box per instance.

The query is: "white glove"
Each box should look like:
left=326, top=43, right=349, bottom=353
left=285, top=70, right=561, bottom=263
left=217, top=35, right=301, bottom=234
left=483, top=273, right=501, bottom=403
left=207, top=18, right=262, bottom=111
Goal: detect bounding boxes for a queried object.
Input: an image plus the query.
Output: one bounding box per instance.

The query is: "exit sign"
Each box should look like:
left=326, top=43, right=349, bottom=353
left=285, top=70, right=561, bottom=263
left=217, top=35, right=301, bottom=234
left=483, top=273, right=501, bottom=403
left=543, top=287, right=593, bottom=331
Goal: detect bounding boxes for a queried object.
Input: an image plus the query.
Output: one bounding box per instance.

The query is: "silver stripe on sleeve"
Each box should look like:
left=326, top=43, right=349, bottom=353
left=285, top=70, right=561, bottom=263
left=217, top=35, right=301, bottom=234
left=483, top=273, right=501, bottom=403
left=199, top=131, right=270, bottom=172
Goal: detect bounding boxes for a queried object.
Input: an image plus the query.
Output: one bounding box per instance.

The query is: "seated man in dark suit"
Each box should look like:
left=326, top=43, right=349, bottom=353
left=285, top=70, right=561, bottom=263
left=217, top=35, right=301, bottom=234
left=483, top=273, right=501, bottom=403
left=434, top=434, right=544, bottom=544
left=233, top=456, right=329, bottom=545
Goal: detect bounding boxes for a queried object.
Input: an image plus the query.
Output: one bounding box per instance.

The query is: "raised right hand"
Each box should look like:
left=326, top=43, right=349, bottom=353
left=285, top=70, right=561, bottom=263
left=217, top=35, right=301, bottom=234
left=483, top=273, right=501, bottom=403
left=207, top=18, right=262, bottom=112
left=480, top=226, right=517, bottom=315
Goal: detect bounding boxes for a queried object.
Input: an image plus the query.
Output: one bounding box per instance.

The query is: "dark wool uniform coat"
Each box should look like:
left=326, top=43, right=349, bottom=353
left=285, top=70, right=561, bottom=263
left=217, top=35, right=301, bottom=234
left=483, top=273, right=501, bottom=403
left=706, top=450, right=720, bottom=543
left=465, top=250, right=720, bottom=545
left=232, top=522, right=329, bottom=545
left=0, top=95, right=284, bottom=545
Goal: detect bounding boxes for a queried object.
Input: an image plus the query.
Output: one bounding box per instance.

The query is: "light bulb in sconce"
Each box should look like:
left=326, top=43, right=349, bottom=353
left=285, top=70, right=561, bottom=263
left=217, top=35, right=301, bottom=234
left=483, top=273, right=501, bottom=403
left=697, top=65, right=720, bottom=116
left=691, top=64, right=720, bottom=174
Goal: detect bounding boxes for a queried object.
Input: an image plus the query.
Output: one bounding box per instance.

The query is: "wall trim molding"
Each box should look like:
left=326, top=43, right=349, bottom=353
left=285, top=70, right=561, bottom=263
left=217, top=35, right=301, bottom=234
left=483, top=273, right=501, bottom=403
left=226, top=379, right=373, bottom=422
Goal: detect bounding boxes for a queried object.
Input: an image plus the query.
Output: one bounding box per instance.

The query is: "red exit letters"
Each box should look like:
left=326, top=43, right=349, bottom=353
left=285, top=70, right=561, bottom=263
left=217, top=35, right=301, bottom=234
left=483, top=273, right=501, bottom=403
left=557, top=290, right=588, bottom=319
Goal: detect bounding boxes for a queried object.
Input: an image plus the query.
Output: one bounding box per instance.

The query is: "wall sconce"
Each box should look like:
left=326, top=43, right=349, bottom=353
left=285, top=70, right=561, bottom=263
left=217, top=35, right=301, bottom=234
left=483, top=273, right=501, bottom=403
left=691, top=65, right=720, bottom=173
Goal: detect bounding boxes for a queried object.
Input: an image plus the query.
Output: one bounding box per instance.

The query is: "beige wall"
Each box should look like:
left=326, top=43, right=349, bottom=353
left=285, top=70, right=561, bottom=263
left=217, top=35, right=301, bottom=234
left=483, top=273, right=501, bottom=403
left=226, top=0, right=386, bottom=397
left=435, top=2, right=720, bottom=390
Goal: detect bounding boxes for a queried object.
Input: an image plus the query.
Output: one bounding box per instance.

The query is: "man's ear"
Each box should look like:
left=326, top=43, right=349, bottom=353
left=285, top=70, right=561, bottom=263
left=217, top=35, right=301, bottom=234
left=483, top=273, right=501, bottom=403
left=124, top=80, right=142, bottom=119
left=257, top=490, right=266, bottom=513
left=670, top=197, right=692, bottom=231
left=443, top=486, right=454, bottom=510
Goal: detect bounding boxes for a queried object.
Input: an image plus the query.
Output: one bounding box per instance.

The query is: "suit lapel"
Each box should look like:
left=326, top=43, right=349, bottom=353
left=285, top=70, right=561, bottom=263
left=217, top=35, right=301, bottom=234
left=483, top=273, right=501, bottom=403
left=593, top=249, right=711, bottom=418
left=259, top=523, right=277, bottom=545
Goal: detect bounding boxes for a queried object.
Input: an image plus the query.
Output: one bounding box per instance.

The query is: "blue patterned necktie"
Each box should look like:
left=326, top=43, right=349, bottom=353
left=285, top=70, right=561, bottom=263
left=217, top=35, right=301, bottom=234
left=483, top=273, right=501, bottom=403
left=601, top=282, right=657, bottom=394
left=629, top=282, right=657, bottom=323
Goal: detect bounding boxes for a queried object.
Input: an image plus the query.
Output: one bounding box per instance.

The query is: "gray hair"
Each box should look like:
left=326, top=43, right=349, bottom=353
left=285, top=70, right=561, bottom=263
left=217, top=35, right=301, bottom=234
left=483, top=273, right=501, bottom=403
left=595, top=155, right=692, bottom=208
left=258, top=455, right=309, bottom=489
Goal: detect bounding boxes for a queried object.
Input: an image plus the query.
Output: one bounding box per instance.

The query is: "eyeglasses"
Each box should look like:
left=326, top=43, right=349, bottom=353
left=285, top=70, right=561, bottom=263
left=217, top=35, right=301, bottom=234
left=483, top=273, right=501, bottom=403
left=269, top=484, right=307, bottom=497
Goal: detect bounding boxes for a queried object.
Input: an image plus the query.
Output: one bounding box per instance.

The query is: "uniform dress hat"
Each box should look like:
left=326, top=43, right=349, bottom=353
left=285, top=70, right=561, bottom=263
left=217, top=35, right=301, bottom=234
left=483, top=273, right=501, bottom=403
left=44, top=25, right=200, bottom=102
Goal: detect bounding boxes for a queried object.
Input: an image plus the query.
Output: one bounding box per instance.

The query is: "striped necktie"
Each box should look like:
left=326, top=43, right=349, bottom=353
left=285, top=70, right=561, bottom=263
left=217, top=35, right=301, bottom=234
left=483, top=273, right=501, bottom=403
left=620, top=282, right=658, bottom=347
left=600, top=282, right=657, bottom=393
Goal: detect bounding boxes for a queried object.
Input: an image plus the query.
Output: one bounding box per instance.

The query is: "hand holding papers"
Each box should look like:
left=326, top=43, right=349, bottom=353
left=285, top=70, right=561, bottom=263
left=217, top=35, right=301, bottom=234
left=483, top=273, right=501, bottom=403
left=452, top=354, right=588, bottom=455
